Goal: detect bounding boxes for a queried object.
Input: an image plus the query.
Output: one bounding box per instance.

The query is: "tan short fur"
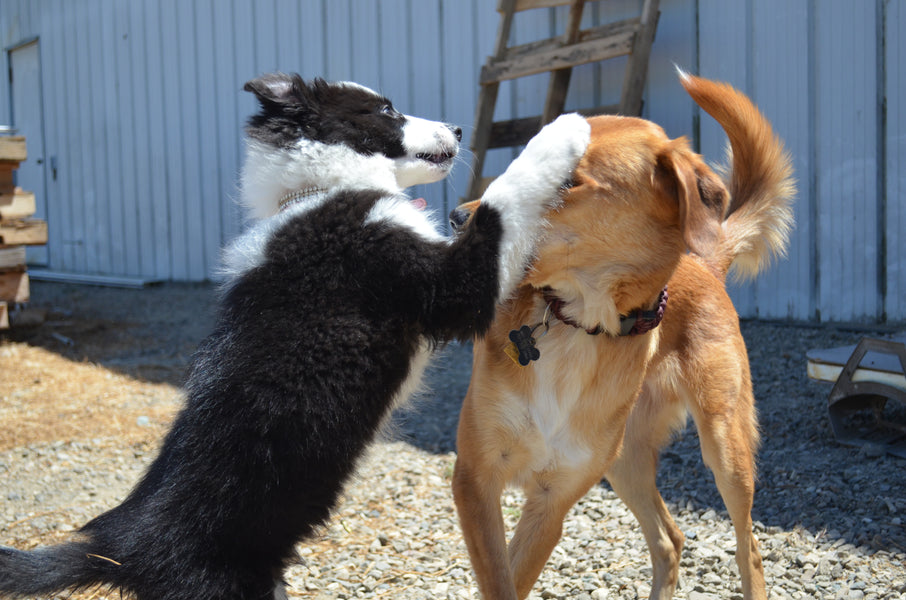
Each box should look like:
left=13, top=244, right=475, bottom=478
left=452, top=73, right=795, bottom=600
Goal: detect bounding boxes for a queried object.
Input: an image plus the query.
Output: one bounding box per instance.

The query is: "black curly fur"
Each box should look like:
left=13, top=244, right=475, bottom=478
left=0, top=190, right=505, bottom=600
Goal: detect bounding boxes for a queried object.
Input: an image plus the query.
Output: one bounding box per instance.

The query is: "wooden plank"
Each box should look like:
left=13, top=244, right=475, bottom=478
left=488, top=103, right=619, bottom=149
left=0, top=246, right=26, bottom=270
left=481, top=29, right=635, bottom=84
left=494, top=18, right=640, bottom=66
left=0, top=190, right=35, bottom=220
left=0, top=301, right=8, bottom=330
left=807, top=336, right=906, bottom=391
left=467, top=83, right=502, bottom=201
left=0, top=219, right=47, bottom=246
left=619, top=0, right=660, bottom=115
left=511, top=0, right=572, bottom=12
left=0, top=270, right=29, bottom=303
left=0, top=136, right=27, bottom=162
left=467, top=0, right=517, bottom=201
left=0, top=162, right=18, bottom=195
left=807, top=336, right=906, bottom=375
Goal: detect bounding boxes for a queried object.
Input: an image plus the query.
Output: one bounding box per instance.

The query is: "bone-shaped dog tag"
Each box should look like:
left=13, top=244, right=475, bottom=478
left=505, top=324, right=543, bottom=367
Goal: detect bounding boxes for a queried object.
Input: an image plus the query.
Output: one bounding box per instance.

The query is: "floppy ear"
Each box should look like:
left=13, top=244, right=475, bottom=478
left=243, top=72, right=307, bottom=106
left=658, top=148, right=728, bottom=257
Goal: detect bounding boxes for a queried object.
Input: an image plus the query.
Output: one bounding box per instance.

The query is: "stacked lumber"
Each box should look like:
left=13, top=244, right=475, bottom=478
left=1, top=135, right=47, bottom=329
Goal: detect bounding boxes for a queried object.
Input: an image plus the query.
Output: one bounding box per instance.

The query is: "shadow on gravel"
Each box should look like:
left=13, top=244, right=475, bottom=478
left=3, top=281, right=219, bottom=387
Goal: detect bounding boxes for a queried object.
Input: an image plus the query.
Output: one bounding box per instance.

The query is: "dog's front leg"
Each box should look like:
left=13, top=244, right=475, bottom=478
left=452, top=458, right=516, bottom=600
left=452, top=385, right=523, bottom=600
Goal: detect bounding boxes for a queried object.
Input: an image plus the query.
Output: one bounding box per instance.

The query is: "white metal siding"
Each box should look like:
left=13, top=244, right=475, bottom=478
left=1, top=0, right=903, bottom=323
left=886, top=0, right=905, bottom=321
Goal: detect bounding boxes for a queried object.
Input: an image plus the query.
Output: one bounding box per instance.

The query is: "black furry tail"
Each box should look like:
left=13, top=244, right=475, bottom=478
left=0, top=541, right=112, bottom=598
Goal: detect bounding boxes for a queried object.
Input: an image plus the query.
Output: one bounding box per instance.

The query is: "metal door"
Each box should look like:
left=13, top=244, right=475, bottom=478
left=8, top=40, right=48, bottom=265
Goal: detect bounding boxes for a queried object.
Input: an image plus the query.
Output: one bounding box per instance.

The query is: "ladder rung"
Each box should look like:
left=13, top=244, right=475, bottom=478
left=506, top=0, right=574, bottom=12
left=485, top=104, right=619, bottom=149
left=480, top=27, right=636, bottom=85
left=496, top=17, right=640, bottom=64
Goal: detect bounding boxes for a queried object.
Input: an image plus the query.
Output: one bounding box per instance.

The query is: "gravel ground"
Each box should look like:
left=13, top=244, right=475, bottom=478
left=1, top=282, right=905, bottom=600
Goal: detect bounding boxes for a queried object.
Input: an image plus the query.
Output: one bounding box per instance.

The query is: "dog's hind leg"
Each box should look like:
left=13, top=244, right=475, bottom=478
left=605, top=388, right=687, bottom=600
left=689, top=385, right=766, bottom=600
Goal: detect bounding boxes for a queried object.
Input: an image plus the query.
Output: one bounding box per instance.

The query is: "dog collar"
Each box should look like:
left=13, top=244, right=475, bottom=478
left=278, top=187, right=328, bottom=212
left=504, top=288, right=669, bottom=367
left=541, top=286, right=668, bottom=337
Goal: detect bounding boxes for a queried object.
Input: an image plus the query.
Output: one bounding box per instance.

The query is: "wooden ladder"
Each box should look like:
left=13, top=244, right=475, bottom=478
left=465, top=0, right=660, bottom=201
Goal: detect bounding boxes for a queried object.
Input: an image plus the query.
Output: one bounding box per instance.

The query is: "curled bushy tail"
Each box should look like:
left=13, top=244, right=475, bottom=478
left=679, top=69, right=796, bottom=281
left=0, top=541, right=113, bottom=598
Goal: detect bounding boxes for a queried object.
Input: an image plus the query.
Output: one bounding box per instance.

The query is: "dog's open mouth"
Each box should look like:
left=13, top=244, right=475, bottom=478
left=416, top=151, right=456, bottom=165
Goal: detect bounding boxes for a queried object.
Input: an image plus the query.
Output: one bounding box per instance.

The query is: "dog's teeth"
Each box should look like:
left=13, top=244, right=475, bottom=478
left=417, top=152, right=453, bottom=165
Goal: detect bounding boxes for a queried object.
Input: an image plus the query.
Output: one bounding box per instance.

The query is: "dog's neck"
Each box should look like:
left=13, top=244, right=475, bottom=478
left=541, top=287, right=668, bottom=336
left=241, top=139, right=402, bottom=220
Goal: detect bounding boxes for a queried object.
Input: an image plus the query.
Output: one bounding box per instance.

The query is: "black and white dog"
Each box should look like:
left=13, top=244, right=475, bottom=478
left=0, top=73, right=589, bottom=600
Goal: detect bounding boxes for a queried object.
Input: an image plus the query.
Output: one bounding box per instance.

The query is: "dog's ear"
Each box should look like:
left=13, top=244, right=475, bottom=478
left=657, top=147, right=728, bottom=257
left=243, top=72, right=307, bottom=106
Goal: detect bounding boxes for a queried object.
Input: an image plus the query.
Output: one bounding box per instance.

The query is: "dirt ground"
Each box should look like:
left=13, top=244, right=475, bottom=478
left=1, top=281, right=216, bottom=452
left=3, top=281, right=905, bottom=600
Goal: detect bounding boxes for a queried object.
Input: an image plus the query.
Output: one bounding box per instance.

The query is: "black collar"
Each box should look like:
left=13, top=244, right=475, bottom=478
left=541, top=286, right=668, bottom=336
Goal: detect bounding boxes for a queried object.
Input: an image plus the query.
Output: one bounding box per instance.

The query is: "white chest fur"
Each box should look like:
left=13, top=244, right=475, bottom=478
left=504, top=332, right=600, bottom=486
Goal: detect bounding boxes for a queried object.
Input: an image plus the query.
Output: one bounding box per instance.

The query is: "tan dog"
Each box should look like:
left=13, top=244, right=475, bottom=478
left=450, top=72, right=795, bottom=600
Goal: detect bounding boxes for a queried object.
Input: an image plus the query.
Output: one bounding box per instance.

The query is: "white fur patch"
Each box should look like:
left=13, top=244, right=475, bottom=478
left=240, top=140, right=400, bottom=220
left=364, top=195, right=446, bottom=242
left=391, top=340, right=435, bottom=411
left=219, top=211, right=291, bottom=283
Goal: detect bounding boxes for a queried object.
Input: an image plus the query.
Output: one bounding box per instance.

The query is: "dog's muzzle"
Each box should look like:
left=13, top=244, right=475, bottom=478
left=447, top=124, right=463, bottom=142
left=449, top=206, right=471, bottom=233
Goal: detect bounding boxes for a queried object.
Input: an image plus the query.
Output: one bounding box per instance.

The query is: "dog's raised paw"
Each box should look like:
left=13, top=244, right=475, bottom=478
left=522, top=113, right=590, bottom=168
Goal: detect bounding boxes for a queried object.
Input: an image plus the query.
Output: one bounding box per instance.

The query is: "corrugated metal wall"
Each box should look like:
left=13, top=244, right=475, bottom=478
left=1, top=0, right=903, bottom=323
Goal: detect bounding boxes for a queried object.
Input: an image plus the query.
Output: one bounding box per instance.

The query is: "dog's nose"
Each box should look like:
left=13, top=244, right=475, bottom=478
left=447, top=124, right=463, bottom=142
left=449, top=206, right=470, bottom=232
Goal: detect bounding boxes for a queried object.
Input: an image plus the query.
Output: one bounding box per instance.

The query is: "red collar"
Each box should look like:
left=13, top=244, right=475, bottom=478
left=541, top=286, right=668, bottom=336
